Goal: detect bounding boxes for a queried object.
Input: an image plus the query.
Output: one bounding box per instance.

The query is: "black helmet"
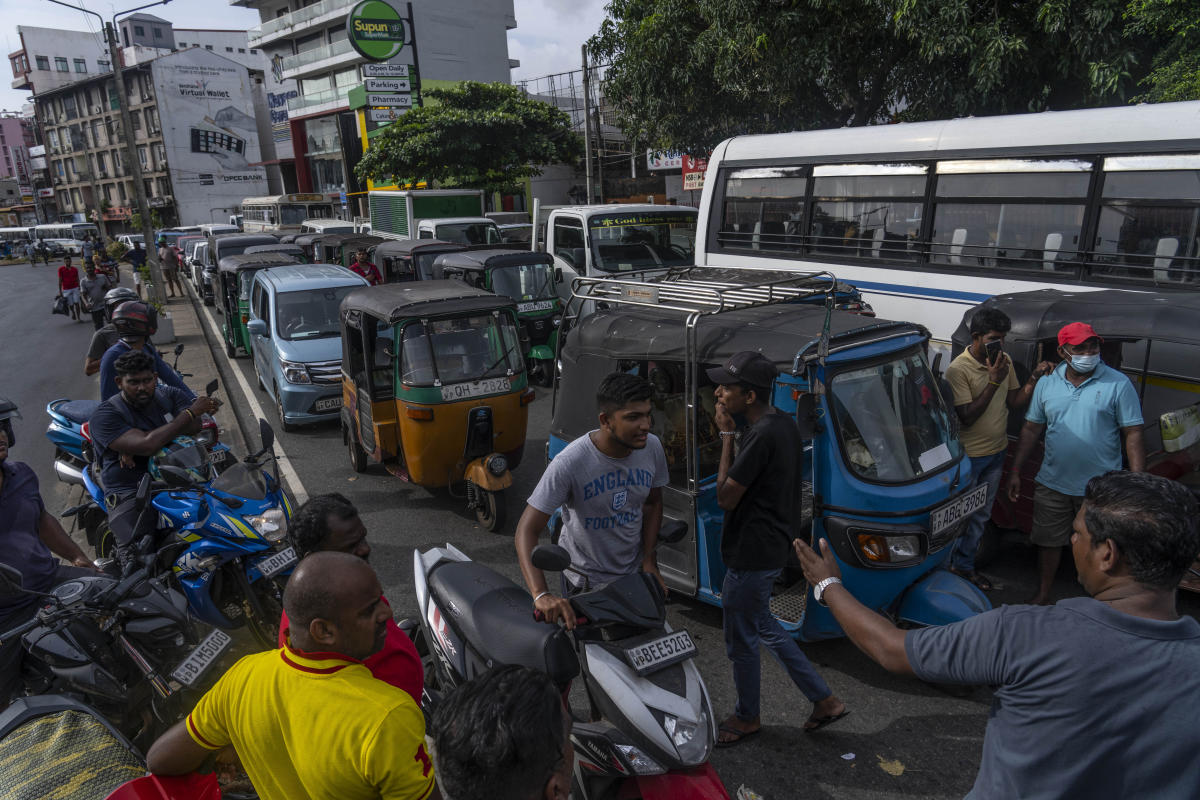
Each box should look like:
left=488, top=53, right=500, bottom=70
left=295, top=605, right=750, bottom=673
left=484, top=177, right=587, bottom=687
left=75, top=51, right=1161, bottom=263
left=103, top=287, right=138, bottom=319
left=112, top=301, right=158, bottom=338
left=0, top=396, right=19, bottom=447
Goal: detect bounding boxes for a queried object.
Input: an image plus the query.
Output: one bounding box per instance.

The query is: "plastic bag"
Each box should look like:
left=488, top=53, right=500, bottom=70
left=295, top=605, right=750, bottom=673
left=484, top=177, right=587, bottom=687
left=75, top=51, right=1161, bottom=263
left=51, top=295, right=68, bottom=316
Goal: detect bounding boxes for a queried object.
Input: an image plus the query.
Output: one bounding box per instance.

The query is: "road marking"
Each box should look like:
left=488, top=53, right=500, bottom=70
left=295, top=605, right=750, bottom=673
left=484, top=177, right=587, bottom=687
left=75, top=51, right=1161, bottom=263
left=193, top=293, right=310, bottom=505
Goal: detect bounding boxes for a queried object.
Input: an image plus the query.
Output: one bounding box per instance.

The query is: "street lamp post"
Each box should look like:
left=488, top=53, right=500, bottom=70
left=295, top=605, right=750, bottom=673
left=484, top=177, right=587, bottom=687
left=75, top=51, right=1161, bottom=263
left=45, top=0, right=172, bottom=306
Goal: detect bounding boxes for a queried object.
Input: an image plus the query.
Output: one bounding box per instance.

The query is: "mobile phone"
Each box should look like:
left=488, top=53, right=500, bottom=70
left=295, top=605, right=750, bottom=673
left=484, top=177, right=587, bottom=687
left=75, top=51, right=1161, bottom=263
left=984, top=340, right=1003, bottom=362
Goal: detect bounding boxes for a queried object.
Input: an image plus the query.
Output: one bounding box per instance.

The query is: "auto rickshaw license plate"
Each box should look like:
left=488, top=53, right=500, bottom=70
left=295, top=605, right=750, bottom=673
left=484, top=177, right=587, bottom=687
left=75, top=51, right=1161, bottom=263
left=171, top=628, right=232, bottom=687
left=930, top=483, right=989, bottom=536
left=441, top=378, right=510, bottom=401
left=518, top=300, right=555, bottom=312
left=623, top=630, right=697, bottom=675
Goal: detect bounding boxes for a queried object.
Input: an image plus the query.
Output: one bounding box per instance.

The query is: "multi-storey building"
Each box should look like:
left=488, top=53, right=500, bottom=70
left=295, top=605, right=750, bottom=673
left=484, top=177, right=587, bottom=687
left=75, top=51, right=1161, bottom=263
left=9, top=27, right=111, bottom=96
left=232, top=0, right=519, bottom=210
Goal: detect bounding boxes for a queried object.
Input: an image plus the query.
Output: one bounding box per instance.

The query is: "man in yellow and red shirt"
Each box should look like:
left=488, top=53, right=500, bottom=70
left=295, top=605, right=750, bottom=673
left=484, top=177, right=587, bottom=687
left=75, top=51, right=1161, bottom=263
left=146, top=552, right=438, bottom=800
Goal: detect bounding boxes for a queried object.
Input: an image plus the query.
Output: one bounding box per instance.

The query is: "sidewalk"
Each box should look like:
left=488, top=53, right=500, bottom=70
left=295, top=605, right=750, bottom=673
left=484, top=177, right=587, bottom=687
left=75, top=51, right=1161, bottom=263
left=154, top=291, right=250, bottom=458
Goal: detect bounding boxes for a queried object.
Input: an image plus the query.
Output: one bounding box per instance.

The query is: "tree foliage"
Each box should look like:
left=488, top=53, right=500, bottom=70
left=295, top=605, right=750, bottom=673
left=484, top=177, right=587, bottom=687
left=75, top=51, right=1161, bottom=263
left=1126, top=0, right=1200, bottom=101
left=355, top=82, right=582, bottom=194
left=589, top=0, right=1159, bottom=154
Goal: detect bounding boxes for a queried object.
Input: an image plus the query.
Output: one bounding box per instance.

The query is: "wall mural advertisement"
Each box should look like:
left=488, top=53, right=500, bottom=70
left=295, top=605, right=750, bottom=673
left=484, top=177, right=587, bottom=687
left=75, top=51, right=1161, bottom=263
left=152, top=50, right=268, bottom=224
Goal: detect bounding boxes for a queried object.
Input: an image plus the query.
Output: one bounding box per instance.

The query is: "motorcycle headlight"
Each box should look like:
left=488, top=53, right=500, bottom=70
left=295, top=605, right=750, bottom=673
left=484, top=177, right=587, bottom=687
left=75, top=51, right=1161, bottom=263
left=661, top=708, right=711, bottom=765
left=486, top=454, right=508, bottom=476
left=248, top=508, right=288, bottom=542
left=280, top=359, right=311, bottom=384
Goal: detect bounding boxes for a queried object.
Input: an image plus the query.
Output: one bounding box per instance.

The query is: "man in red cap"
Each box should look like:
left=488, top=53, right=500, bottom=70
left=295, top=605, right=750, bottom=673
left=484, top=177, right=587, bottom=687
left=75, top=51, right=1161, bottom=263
left=1007, top=322, right=1144, bottom=604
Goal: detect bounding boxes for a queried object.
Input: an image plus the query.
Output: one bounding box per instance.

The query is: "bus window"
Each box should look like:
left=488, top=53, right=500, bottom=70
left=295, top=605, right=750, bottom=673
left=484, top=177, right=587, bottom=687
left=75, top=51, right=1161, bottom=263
left=931, top=163, right=1090, bottom=274
left=718, top=167, right=807, bottom=253
left=1092, top=161, right=1200, bottom=284
left=809, top=167, right=925, bottom=262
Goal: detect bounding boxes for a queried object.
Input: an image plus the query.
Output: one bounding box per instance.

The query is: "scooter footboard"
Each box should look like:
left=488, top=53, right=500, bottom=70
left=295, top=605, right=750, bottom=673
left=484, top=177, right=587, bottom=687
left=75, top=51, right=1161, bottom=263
left=896, top=569, right=991, bottom=628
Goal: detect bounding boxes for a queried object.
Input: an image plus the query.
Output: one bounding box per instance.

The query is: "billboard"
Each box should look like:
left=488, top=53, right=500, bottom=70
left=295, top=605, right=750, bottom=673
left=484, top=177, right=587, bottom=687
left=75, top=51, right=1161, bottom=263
left=151, top=49, right=268, bottom=225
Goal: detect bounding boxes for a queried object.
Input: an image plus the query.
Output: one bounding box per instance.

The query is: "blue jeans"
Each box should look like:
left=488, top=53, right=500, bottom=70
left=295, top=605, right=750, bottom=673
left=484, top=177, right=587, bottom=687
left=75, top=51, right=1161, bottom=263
left=722, top=567, right=832, bottom=721
left=949, top=451, right=1006, bottom=572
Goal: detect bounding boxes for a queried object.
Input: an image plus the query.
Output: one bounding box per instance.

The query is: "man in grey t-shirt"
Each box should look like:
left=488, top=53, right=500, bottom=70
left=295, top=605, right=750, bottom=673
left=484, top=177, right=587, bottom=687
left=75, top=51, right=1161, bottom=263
left=795, top=471, right=1200, bottom=799
left=516, top=372, right=669, bottom=628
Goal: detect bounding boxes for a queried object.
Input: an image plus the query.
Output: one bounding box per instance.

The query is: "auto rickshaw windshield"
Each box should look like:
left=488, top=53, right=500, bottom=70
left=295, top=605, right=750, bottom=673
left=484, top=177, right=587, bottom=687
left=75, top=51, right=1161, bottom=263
left=829, top=350, right=962, bottom=482
left=400, top=313, right=524, bottom=386
left=491, top=263, right=556, bottom=301
left=237, top=271, right=255, bottom=301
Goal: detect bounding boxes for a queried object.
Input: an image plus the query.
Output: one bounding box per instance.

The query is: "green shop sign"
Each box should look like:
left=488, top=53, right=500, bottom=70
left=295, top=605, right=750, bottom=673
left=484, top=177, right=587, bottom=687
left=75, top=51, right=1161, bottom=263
left=346, top=0, right=408, bottom=61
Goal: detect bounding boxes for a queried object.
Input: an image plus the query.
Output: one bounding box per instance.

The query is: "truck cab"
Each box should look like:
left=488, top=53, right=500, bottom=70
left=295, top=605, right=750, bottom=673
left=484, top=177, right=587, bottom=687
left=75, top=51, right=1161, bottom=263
left=542, top=204, right=698, bottom=304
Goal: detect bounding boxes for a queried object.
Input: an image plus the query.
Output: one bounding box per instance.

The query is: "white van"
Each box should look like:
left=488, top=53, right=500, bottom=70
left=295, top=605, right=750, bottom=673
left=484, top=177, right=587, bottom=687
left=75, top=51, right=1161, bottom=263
left=299, top=219, right=354, bottom=235
left=200, top=223, right=240, bottom=237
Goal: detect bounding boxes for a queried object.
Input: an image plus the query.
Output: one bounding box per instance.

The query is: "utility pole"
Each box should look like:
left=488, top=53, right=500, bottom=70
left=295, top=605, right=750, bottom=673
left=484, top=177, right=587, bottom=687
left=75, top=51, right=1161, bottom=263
left=581, top=45, right=593, bottom=206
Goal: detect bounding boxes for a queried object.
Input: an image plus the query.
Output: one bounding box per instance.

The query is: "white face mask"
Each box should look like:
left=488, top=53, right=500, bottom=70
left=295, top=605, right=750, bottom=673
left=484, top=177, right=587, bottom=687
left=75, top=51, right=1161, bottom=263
left=1069, top=353, right=1101, bottom=373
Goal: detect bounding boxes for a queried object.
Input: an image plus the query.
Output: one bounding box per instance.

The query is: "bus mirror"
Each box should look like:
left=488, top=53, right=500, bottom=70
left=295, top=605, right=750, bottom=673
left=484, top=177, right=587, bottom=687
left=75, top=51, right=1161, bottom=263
left=795, top=393, right=818, bottom=439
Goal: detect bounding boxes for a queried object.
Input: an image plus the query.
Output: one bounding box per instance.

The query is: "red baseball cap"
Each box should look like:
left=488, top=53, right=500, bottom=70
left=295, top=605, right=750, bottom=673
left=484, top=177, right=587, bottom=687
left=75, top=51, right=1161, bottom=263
left=1058, top=322, right=1103, bottom=347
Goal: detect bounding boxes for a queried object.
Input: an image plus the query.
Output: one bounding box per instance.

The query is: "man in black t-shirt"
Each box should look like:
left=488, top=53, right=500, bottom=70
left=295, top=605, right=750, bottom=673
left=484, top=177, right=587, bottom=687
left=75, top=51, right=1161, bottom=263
left=708, top=351, right=847, bottom=748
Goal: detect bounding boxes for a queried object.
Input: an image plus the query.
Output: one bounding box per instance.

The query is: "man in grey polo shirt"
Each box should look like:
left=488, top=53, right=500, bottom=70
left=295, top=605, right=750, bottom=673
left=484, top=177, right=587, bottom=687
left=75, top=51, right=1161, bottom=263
left=1006, top=322, right=1144, bottom=605
left=795, top=470, right=1200, bottom=800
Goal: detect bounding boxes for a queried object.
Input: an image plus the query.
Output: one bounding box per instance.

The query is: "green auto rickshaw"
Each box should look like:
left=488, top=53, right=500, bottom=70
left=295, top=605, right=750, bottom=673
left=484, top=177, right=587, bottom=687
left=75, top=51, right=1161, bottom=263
left=432, top=248, right=562, bottom=385
left=217, top=252, right=302, bottom=357
left=315, top=234, right=384, bottom=268
left=369, top=239, right=467, bottom=283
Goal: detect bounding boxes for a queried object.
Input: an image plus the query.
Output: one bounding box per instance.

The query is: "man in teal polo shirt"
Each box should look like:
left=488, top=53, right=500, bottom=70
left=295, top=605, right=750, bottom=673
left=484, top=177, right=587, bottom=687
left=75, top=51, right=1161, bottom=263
left=1007, top=322, right=1144, bottom=605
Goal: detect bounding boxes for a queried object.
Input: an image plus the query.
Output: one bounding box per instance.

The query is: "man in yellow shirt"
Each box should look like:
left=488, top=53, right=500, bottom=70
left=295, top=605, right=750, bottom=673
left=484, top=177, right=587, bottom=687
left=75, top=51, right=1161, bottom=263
left=146, top=552, right=438, bottom=800
left=944, top=309, right=1050, bottom=589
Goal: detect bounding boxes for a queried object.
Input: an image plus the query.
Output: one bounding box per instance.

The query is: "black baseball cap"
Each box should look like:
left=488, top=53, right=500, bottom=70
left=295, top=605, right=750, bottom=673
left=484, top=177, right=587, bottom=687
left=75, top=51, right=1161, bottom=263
left=705, top=351, right=777, bottom=390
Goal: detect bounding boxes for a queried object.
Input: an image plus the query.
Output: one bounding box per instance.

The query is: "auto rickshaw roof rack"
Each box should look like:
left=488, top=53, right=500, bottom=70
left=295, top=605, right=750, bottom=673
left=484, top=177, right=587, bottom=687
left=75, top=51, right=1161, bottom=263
left=569, top=266, right=849, bottom=319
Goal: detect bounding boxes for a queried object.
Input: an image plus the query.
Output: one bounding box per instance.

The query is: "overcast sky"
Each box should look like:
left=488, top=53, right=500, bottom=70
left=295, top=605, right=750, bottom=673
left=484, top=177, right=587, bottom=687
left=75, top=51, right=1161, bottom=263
left=0, top=0, right=609, bottom=111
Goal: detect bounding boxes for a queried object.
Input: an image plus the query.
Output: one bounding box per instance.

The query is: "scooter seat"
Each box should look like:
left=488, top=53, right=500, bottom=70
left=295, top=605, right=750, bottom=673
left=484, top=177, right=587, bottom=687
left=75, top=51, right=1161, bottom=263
left=429, top=561, right=579, bottom=686
left=57, top=400, right=100, bottom=425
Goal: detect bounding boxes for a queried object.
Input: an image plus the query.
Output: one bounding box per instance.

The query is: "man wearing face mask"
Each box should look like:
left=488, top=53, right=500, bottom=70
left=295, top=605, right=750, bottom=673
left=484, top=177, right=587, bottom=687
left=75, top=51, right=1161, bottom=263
left=1007, top=322, right=1144, bottom=605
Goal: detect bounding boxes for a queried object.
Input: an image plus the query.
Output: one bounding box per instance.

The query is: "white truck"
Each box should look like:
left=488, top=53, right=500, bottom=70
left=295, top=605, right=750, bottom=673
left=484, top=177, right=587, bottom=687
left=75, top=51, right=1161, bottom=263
left=535, top=203, right=699, bottom=304
left=368, top=189, right=502, bottom=244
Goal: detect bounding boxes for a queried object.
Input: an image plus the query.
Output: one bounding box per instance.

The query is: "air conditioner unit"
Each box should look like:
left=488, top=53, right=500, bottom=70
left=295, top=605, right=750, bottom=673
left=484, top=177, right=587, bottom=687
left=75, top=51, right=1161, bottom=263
left=91, top=106, right=102, bottom=114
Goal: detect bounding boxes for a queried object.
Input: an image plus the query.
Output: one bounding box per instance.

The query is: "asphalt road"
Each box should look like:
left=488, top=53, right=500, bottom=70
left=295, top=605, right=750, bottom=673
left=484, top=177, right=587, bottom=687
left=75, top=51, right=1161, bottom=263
left=9, top=260, right=1198, bottom=799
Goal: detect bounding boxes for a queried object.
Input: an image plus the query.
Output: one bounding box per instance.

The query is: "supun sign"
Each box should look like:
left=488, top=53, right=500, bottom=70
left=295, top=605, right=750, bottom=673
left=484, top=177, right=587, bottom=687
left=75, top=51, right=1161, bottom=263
left=346, top=0, right=408, bottom=61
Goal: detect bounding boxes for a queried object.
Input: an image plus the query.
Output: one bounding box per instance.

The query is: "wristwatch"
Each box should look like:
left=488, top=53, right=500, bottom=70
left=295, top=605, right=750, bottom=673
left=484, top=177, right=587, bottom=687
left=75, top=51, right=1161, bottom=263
left=813, top=577, right=843, bottom=607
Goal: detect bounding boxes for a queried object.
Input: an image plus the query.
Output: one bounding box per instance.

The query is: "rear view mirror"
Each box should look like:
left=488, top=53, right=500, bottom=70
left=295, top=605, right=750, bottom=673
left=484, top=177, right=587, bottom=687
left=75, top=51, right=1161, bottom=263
left=205, top=379, right=219, bottom=397
left=531, top=543, right=572, bottom=572
left=174, top=344, right=185, bottom=357
left=247, top=319, right=268, bottom=337
left=554, top=267, right=563, bottom=284
left=259, top=418, right=275, bottom=452
left=795, top=393, right=819, bottom=439
left=0, top=563, right=25, bottom=600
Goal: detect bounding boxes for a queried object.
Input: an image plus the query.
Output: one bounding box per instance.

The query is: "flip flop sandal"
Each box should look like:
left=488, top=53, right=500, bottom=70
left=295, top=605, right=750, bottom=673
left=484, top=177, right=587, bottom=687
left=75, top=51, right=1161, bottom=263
left=804, top=709, right=851, bottom=733
left=715, top=725, right=761, bottom=748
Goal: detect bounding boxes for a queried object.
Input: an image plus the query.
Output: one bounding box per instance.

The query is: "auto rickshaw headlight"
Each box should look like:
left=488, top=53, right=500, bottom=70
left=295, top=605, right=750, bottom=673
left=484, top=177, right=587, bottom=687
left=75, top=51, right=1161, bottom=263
left=855, top=532, right=920, bottom=564
left=486, top=454, right=508, bottom=476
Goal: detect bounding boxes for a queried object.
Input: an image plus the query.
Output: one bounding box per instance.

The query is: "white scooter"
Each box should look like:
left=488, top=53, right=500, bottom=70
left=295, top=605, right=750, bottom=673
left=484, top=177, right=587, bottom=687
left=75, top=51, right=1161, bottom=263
left=410, top=539, right=730, bottom=800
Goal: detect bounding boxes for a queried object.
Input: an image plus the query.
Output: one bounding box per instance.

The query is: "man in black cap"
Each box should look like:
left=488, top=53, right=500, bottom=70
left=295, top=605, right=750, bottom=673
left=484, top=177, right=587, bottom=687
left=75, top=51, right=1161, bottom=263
left=708, top=351, right=847, bottom=747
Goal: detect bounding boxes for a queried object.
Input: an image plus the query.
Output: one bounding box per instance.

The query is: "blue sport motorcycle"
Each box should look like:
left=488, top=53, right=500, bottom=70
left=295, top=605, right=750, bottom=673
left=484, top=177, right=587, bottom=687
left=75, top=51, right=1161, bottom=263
left=76, top=413, right=295, bottom=651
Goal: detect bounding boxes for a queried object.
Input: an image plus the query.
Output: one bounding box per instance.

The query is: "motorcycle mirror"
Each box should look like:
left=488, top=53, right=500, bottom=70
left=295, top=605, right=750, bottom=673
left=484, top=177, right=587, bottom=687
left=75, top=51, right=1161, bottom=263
left=259, top=418, right=274, bottom=452
left=135, top=473, right=152, bottom=510
left=531, top=543, right=572, bottom=572
left=158, top=464, right=197, bottom=488
left=0, top=563, right=25, bottom=599
left=205, top=379, right=219, bottom=397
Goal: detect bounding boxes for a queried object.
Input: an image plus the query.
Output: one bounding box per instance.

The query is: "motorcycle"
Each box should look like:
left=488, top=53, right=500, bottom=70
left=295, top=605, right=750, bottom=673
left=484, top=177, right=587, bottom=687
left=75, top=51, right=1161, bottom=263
left=47, top=348, right=231, bottom=487
left=0, top=562, right=230, bottom=750
left=410, top=539, right=729, bottom=800
left=95, top=417, right=295, bottom=650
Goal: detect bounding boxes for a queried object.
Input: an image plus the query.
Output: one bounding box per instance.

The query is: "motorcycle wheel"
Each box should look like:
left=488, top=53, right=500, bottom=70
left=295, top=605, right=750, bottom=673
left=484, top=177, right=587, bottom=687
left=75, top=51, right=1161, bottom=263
left=244, top=576, right=285, bottom=651
left=346, top=425, right=367, bottom=473
left=475, top=489, right=506, bottom=533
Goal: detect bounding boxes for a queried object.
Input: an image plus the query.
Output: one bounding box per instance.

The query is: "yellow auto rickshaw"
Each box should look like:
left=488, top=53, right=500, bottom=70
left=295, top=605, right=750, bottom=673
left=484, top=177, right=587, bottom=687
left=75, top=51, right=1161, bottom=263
left=339, top=281, right=534, bottom=531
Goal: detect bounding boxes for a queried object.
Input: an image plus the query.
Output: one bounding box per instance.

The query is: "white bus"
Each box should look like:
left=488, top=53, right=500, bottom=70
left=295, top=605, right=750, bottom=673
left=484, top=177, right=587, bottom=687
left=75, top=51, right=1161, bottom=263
left=695, top=100, right=1200, bottom=358
left=0, top=227, right=30, bottom=243
left=33, top=222, right=100, bottom=242
left=241, top=194, right=339, bottom=234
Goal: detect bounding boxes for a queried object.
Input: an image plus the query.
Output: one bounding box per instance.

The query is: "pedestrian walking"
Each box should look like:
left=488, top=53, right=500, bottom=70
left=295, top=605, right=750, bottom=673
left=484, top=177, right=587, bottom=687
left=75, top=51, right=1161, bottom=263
left=56, top=255, right=82, bottom=322
left=23, top=239, right=35, bottom=266
left=37, top=239, right=51, bottom=266
left=707, top=351, right=847, bottom=746
left=81, top=234, right=94, bottom=266
left=1007, top=322, right=1145, bottom=605
left=944, top=308, right=1052, bottom=588
left=127, top=241, right=147, bottom=299
left=156, top=239, right=183, bottom=298
left=79, top=262, right=113, bottom=330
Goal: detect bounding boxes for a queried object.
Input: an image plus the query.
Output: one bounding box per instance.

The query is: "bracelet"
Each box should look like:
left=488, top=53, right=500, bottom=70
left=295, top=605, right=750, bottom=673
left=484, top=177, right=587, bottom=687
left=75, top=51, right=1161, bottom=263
left=719, top=430, right=737, bottom=439
left=988, top=381, right=1001, bottom=387
left=533, top=591, right=551, bottom=605
left=183, top=409, right=196, bottom=422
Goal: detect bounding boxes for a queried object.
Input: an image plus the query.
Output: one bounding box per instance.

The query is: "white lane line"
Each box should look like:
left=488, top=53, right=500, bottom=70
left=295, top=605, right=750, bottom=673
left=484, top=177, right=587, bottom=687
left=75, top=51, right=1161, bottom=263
left=194, top=298, right=310, bottom=505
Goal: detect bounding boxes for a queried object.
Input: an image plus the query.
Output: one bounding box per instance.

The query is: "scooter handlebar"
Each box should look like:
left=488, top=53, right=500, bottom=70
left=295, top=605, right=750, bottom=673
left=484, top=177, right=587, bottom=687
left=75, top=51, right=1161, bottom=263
left=0, top=615, right=45, bottom=645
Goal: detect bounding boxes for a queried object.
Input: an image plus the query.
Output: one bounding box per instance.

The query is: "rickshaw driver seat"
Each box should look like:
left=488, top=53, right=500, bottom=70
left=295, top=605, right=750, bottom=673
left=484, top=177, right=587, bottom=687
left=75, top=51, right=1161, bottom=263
left=427, top=560, right=580, bottom=688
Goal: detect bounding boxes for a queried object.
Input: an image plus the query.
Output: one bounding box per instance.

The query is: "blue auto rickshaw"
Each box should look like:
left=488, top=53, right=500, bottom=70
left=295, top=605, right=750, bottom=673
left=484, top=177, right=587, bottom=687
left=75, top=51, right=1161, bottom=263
left=549, top=268, right=990, bottom=640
